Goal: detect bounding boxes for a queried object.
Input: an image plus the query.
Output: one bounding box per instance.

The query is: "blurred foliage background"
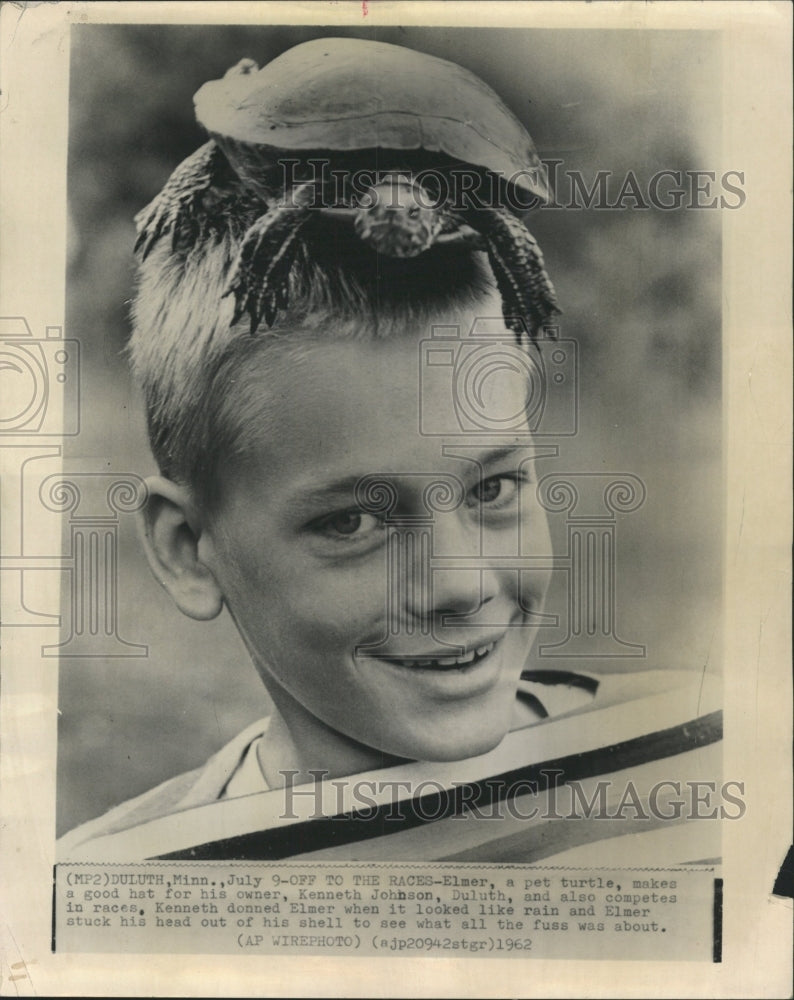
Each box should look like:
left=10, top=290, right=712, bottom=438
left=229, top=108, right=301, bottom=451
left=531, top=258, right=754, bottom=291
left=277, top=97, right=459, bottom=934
left=58, top=24, right=722, bottom=835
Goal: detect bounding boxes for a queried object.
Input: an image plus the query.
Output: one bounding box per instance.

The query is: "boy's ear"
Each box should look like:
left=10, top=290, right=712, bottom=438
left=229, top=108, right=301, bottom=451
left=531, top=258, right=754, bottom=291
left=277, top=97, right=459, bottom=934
left=139, top=476, right=223, bottom=621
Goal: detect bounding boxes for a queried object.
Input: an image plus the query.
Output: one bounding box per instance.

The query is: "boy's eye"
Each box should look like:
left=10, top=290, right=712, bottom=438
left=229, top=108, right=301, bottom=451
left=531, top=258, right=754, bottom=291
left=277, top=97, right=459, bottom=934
left=327, top=511, right=365, bottom=535
left=311, top=509, right=384, bottom=540
left=472, top=477, right=505, bottom=504
left=469, top=475, right=520, bottom=508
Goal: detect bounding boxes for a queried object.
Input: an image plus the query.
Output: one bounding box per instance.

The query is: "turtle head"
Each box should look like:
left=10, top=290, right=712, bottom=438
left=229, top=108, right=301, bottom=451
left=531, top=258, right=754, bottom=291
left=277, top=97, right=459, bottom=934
left=353, top=176, right=443, bottom=258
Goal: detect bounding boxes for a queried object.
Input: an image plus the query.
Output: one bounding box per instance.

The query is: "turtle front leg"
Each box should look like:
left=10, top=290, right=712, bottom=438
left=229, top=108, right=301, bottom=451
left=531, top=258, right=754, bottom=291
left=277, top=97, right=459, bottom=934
left=134, top=140, right=231, bottom=259
left=465, top=207, right=561, bottom=343
left=224, top=183, right=317, bottom=333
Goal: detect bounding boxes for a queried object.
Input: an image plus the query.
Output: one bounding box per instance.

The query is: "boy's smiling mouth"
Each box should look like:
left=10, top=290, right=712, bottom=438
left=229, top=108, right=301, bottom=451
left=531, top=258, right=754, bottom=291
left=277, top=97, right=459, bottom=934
left=361, top=638, right=500, bottom=671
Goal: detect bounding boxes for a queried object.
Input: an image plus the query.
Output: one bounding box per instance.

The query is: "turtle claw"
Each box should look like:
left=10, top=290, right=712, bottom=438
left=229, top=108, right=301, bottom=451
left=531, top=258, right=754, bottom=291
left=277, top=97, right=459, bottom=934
left=466, top=207, right=561, bottom=342
left=225, top=190, right=315, bottom=332
left=134, top=140, right=230, bottom=260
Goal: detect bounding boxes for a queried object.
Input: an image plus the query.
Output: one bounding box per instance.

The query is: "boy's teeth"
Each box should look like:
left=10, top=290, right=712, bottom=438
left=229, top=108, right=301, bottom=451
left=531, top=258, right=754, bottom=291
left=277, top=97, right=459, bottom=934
left=392, top=641, right=496, bottom=669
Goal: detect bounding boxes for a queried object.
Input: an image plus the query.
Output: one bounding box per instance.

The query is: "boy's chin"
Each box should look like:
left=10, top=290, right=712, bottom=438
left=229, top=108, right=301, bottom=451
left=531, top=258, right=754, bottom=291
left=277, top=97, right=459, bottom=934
left=382, top=717, right=512, bottom=765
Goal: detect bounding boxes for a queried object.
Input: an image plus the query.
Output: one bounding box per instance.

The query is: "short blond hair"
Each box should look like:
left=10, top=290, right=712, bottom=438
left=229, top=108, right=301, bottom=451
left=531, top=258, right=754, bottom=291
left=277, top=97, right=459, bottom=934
left=128, top=218, right=493, bottom=511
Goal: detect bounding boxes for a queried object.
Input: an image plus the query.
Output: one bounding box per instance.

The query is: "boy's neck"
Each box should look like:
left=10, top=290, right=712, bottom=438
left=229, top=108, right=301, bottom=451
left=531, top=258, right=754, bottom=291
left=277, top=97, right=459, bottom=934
left=256, top=695, right=405, bottom=790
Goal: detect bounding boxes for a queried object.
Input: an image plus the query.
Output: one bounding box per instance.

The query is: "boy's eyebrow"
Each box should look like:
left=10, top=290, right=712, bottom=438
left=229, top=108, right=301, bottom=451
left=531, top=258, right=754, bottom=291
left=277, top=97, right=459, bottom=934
left=472, top=444, right=535, bottom=468
left=289, top=446, right=533, bottom=511
left=287, top=475, right=370, bottom=512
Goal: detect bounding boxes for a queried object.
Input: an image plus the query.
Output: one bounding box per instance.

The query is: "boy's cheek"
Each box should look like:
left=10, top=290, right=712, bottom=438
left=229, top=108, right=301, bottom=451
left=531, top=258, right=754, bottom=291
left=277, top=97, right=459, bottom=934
left=237, top=574, right=386, bottom=656
left=522, top=494, right=551, bottom=542
left=270, top=564, right=389, bottom=630
left=218, top=530, right=384, bottom=610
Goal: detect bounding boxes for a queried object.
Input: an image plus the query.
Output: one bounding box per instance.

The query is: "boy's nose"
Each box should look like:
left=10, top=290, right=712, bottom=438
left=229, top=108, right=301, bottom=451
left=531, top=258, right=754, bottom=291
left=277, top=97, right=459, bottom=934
left=426, top=566, right=495, bottom=618
left=402, top=512, right=500, bottom=619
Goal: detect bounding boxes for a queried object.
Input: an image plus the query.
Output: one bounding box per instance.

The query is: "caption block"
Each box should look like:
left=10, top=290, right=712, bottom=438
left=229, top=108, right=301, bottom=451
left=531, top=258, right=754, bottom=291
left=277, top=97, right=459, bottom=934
left=54, top=863, right=718, bottom=960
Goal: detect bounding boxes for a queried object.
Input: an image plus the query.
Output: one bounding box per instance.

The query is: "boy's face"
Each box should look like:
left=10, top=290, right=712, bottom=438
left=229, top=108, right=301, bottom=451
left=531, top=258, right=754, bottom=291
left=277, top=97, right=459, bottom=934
left=203, top=307, right=552, bottom=766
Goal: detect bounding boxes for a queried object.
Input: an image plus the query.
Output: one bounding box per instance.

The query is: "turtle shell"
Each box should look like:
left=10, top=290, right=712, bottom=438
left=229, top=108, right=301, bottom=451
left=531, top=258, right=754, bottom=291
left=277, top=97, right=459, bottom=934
left=194, top=37, right=550, bottom=206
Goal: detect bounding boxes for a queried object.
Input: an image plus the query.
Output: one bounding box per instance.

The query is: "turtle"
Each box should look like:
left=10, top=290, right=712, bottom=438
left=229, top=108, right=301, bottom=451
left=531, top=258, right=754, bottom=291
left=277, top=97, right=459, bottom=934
left=135, top=38, right=561, bottom=341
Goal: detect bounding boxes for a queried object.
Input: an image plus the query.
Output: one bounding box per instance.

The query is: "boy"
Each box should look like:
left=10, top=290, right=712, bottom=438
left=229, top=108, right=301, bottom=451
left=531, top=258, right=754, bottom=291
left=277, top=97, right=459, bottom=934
left=59, top=38, right=721, bottom=863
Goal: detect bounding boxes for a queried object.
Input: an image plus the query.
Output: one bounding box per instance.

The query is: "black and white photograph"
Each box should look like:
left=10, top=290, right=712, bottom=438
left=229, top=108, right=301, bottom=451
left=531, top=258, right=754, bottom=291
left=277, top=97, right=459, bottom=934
left=0, top=2, right=791, bottom=995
